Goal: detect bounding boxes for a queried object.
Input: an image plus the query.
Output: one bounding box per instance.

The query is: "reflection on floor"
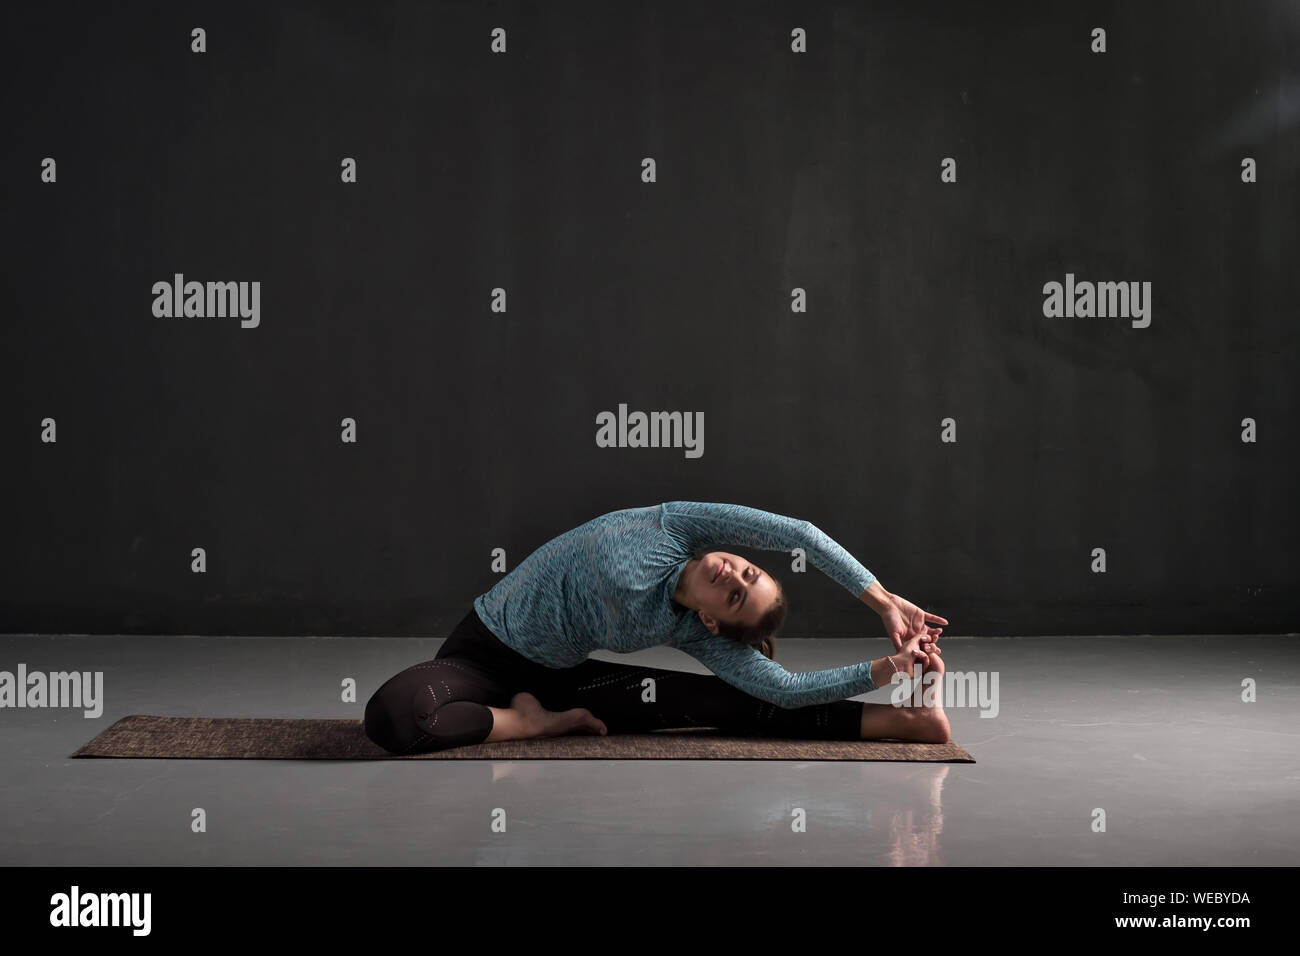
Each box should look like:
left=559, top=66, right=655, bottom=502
left=0, top=632, right=1295, bottom=865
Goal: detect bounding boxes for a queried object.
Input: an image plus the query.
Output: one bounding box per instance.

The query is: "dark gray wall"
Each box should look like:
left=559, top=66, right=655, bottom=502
left=3, top=0, right=1296, bottom=638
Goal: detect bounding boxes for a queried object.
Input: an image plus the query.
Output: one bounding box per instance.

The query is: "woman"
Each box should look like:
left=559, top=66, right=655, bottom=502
left=364, top=500, right=950, bottom=754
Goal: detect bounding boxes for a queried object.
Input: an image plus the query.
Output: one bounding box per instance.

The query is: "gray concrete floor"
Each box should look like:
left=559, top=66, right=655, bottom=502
left=0, top=633, right=1296, bottom=865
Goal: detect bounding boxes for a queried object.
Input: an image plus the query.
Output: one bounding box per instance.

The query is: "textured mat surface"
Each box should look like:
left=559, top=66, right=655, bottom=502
left=70, top=715, right=975, bottom=761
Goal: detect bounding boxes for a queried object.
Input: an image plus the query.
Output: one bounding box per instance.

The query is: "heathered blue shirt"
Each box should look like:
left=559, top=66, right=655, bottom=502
left=472, top=501, right=880, bottom=709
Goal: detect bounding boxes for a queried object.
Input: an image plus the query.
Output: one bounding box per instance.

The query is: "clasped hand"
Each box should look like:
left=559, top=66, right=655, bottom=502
left=879, top=592, right=947, bottom=666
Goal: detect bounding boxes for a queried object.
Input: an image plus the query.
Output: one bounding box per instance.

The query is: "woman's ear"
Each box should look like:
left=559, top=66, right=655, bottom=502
left=697, top=609, right=720, bottom=634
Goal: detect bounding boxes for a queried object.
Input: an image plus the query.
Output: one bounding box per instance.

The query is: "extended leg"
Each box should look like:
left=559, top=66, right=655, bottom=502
left=538, top=657, right=866, bottom=740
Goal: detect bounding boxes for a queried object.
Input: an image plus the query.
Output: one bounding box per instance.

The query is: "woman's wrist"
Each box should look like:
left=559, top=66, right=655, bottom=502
left=859, top=579, right=893, bottom=614
left=870, top=654, right=901, bottom=688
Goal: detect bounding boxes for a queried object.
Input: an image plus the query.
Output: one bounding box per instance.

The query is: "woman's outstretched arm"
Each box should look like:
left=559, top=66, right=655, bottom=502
left=673, top=628, right=886, bottom=708
left=659, top=500, right=876, bottom=596
left=672, top=627, right=935, bottom=710
left=661, top=500, right=948, bottom=650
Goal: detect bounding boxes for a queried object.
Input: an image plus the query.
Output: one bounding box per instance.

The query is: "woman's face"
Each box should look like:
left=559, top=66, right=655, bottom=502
left=677, top=550, right=779, bottom=634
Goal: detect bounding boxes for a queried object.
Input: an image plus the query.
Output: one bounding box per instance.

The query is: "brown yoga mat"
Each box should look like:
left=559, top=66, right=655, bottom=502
left=70, top=715, right=975, bottom=762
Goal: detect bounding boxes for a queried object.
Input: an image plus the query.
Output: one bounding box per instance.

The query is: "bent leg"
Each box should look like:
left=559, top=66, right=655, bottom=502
left=364, top=658, right=510, bottom=754
left=365, top=659, right=606, bottom=753
left=488, top=691, right=608, bottom=742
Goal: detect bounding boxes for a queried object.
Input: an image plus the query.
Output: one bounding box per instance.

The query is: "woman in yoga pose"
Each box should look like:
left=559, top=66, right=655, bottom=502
left=364, top=500, right=950, bottom=754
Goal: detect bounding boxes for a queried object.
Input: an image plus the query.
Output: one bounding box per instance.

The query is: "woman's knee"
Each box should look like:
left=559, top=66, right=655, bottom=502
left=363, top=678, right=418, bottom=753
left=414, top=698, right=495, bottom=750
left=364, top=672, right=495, bottom=754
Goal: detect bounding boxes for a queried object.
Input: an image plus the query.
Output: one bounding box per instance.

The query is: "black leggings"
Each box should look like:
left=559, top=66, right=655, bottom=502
left=363, top=607, right=865, bottom=754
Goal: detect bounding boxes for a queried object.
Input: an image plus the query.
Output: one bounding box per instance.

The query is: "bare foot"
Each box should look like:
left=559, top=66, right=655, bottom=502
left=510, top=692, right=608, bottom=738
left=911, top=642, right=951, bottom=744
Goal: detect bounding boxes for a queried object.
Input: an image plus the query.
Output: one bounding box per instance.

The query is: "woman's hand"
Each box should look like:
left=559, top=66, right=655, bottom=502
left=880, top=593, right=948, bottom=653
left=890, top=631, right=935, bottom=678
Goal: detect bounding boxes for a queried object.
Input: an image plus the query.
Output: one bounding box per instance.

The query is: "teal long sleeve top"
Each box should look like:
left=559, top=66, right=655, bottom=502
left=473, top=501, right=880, bottom=709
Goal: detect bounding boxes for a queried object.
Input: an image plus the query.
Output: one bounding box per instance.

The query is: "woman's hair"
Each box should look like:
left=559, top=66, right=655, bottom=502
left=714, top=575, right=787, bottom=661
